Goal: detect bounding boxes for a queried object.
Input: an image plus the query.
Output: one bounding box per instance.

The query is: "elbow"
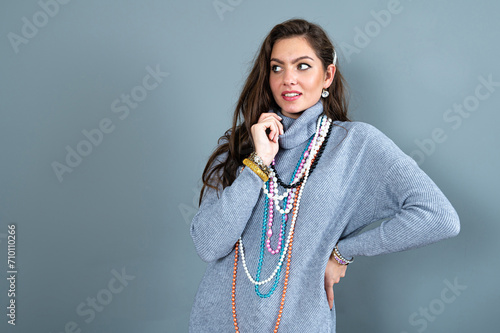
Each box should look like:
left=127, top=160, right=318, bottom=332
left=192, top=238, right=235, bottom=263
left=190, top=231, right=215, bottom=263
left=194, top=243, right=221, bottom=263
left=432, top=208, right=460, bottom=240
left=195, top=244, right=232, bottom=263
left=446, top=212, right=461, bottom=238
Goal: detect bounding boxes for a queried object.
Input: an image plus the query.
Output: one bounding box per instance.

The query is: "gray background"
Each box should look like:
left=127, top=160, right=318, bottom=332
left=1, top=0, right=498, bottom=332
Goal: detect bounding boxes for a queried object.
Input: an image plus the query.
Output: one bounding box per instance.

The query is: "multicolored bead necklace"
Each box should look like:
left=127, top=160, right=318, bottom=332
left=232, top=114, right=333, bottom=332
left=238, top=115, right=330, bottom=286
left=264, top=138, right=313, bottom=256
left=255, top=137, right=314, bottom=298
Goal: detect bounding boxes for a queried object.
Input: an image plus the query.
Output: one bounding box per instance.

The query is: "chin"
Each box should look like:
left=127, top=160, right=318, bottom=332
left=281, top=105, right=307, bottom=114
left=280, top=100, right=317, bottom=113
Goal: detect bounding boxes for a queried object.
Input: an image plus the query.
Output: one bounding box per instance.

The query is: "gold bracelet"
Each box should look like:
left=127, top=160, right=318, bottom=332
left=243, top=158, right=269, bottom=182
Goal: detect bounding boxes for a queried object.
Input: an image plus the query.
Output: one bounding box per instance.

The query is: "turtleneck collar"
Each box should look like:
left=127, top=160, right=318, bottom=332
left=269, top=99, right=324, bottom=149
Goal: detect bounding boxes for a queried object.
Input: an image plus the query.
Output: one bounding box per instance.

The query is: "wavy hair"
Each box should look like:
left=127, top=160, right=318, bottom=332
left=198, top=18, right=350, bottom=206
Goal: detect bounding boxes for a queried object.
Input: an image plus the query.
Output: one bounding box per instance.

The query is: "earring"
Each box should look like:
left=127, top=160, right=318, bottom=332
left=321, top=89, right=329, bottom=98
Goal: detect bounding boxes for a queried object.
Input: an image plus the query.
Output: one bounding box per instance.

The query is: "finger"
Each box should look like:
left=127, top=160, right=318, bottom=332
left=271, top=118, right=284, bottom=139
left=276, top=118, right=284, bottom=135
left=255, top=121, right=277, bottom=141
left=327, top=287, right=334, bottom=310
left=259, top=114, right=283, bottom=135
left=265, top=122, right=276, bottom=141
left=267, top=122, right=280, bottom=142
left=260, top=112, right=282, bottom=122
left=270, top=115, right=284, bottom=135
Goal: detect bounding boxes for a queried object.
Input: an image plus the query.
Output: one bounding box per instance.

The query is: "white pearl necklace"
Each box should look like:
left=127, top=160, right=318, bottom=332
left=262, top=172, right=295, bottom=214
left=238, top=115, right=332, bottom=286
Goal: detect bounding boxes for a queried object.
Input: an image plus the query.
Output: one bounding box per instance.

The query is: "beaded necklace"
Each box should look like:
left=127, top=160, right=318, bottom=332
left=232, top=114, right=333, bottom=332
left=238, top=115, right=329, bottom=287
left=264, top=137, right=313, bottom=256
left=255, top=136, right=314, bottom=298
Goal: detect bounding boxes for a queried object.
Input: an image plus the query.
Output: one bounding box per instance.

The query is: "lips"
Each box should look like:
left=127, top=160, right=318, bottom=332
left=282, top=91, right=302, bottom=101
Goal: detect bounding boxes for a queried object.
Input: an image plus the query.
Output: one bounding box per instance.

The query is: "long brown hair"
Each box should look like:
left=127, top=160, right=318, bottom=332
left=198, top=18, right=350, bottom=206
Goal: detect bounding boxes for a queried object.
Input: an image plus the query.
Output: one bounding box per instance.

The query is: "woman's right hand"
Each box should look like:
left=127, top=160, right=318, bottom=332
left=324, top=253, right=347, bottom=310
left=250, top=112, right=284, bottom=166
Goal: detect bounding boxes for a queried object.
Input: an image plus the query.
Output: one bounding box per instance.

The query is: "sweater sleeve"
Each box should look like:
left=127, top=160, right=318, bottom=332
left=190, top=157, right=264, bottom=263
left=337, top=135, right=460, bottom=259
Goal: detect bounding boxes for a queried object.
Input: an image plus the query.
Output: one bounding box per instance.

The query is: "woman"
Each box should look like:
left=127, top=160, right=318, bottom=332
left=189, top=18, right=460, bottom=332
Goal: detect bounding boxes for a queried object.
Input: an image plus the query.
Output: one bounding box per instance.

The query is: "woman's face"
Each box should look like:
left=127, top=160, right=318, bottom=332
left=269, top=36, right=335, bottom=119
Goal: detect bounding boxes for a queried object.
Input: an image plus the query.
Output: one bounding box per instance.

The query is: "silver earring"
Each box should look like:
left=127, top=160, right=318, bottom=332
left=321, top=89, right=329, bottom=98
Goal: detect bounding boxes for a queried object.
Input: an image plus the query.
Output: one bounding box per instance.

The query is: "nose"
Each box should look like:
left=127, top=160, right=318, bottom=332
left=283, top=68, right=296, bottom=86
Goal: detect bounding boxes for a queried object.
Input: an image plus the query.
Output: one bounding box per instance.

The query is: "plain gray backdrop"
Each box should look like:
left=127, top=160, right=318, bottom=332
left=1, top=0, right=499, bottom=332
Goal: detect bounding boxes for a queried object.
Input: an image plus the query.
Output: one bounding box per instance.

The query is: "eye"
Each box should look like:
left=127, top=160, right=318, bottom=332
left=271, top=65, right=282, bottom=73
left=298, top=63, right=311, bottom=70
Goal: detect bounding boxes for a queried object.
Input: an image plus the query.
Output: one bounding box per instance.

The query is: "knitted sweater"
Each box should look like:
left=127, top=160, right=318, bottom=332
left=189, top=100, right=460, bottom=332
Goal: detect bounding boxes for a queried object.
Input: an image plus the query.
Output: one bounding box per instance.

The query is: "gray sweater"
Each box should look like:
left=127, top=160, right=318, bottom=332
left=189, top=100, right=460, bottom=332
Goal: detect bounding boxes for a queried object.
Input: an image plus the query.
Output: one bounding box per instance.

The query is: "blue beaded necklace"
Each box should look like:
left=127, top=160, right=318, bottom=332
left=254, top=134, right=315, bottom=298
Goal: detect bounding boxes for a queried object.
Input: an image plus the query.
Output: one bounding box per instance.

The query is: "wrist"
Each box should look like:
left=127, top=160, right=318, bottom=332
left=332, top=243, right=353, bottom=265
left=243, top=151, right=273, bottom=183
left=249, top=151, right=272, bottom=173
left=254, top=150, right=273, bottom=166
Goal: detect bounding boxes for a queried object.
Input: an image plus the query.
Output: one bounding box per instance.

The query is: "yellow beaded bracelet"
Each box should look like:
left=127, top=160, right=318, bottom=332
left=242, top=158, right=269, bottom=182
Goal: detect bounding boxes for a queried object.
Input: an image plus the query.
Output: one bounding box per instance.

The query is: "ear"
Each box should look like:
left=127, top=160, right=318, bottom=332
left=323, top=64, right=336, bottom=89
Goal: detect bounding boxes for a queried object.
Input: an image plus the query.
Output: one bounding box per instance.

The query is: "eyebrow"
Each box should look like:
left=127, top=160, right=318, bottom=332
left=270, top=55, right=314, bottom=64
